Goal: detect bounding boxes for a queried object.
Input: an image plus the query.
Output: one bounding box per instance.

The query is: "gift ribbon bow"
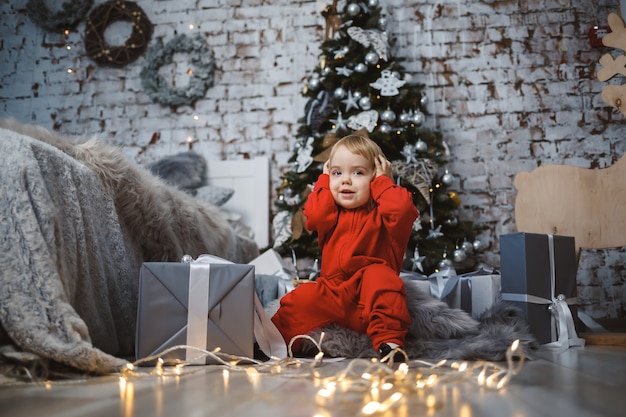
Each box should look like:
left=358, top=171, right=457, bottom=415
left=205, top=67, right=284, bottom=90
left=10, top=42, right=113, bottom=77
left=501, top=235, right=585, bottom=351
left=187, top=254, right=288, bottom=360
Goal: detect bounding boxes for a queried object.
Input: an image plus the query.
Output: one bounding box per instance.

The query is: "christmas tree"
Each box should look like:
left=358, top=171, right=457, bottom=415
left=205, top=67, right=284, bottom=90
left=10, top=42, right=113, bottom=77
left=272, top=0, right=482, bottom=276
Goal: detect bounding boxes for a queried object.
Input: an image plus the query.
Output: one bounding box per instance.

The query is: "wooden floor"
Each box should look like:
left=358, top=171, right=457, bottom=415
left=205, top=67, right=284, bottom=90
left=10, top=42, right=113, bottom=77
left=1, top=345, right=625, bottom=417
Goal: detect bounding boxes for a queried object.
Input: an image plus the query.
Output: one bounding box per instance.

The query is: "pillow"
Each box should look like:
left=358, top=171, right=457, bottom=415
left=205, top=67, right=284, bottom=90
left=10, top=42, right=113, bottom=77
left=194, top=184, right=235, bottom=206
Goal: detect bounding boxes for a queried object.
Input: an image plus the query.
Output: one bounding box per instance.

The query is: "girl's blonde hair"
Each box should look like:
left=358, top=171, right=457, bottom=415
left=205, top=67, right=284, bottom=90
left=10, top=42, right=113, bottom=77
left=328, top=134, right=385, bottom=167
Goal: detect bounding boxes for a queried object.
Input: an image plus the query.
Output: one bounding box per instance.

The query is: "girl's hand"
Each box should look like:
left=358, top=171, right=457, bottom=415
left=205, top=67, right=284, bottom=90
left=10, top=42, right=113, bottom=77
left=323, top=159, right=330, bottom=175
left=374, top=155, right=392, bottom=178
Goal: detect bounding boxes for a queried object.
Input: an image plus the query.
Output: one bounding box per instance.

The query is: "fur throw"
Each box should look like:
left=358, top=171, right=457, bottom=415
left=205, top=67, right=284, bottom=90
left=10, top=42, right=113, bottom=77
left=267, top=277, right=537, bottom=361
left=0, top=119, right=259, bottom=374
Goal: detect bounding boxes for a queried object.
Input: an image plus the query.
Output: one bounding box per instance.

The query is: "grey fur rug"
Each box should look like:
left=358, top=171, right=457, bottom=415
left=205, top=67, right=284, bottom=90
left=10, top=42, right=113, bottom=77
left=0, top=119, right=259, bottom=374
left=268, top=277, right=537, bottom=361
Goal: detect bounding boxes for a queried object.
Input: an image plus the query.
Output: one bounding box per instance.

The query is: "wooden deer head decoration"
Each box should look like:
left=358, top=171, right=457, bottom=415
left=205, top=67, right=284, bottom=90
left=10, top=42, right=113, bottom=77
left=598, top=13, right=626, bottom=117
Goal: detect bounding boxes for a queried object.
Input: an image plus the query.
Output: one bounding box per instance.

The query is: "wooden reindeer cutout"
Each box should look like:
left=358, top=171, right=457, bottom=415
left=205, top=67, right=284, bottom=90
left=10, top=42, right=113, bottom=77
left=323, top=0, right=342, bottom=40
left=598, top=13, right=626, bottom=116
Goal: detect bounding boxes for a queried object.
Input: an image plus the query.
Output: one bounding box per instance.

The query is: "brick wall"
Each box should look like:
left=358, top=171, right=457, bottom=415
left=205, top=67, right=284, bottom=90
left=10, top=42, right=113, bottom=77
left=1, top=0, right=624, bottom=318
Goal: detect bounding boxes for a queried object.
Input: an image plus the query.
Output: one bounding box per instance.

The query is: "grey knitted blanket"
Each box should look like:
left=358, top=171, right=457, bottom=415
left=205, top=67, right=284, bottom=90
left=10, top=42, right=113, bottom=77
left=0, top=122, right=259, bottom=374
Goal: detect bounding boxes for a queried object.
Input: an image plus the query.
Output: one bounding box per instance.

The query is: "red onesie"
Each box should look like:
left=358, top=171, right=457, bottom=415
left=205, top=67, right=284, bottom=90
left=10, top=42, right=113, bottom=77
left=271, top=173, right=419, bottom=352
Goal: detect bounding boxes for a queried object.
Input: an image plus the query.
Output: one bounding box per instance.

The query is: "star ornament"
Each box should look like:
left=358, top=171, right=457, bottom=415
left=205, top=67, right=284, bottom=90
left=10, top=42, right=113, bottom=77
left=370, top=70, right=406, bottom=96
left=410, top=246, right=426, bottom=273
left=341, top=91, right=359, bottom=112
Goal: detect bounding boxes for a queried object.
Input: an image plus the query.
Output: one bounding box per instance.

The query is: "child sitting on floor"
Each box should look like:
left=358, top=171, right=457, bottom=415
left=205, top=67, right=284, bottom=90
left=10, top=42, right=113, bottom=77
left=271, top=134, right=419, bottom=362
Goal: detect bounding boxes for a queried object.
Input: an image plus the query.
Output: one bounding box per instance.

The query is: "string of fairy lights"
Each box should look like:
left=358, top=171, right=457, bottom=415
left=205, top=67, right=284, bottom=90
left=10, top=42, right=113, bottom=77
left=115, top=335, right=525, bottom=415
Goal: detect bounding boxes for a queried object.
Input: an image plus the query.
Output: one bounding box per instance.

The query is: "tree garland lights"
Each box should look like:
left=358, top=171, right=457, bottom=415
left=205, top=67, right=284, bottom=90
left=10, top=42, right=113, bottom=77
left=84, top=0, right=153, bottom=67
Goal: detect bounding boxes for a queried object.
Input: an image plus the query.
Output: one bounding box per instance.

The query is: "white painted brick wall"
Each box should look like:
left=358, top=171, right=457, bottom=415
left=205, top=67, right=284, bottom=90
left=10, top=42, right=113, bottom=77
left=1, top=0, right=624, bottom=279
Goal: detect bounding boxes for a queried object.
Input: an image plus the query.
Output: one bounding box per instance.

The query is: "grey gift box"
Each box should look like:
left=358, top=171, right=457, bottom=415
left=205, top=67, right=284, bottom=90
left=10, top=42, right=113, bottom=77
left=135, top=262, right=255, bottom=364
left=444, top=269, right=502, bottom=318
left=500, top=232, right=579, bottom=345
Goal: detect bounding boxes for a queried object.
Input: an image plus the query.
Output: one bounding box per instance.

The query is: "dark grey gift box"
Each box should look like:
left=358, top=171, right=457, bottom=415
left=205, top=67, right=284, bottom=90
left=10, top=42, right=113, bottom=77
left=500, top=232, right=579, bottom=345
left=135, top=262, right=255, bottom=364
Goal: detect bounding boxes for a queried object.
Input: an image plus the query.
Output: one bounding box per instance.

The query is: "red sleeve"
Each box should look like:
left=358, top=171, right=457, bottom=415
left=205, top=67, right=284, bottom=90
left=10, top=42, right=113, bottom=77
left=371, top=175, right=419, bottom=237
left=303, top=174, right=338, bottom=244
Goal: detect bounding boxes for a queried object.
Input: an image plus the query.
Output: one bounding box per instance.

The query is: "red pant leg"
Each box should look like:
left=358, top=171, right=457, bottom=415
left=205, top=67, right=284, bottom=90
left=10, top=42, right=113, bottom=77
left=357, top=264, right=410, bottom=351
left=271, top=278, right=354, bottom=349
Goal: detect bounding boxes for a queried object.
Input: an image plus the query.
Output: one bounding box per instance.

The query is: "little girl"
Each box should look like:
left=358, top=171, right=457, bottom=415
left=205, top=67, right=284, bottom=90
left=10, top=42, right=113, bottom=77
left=271, top=134, right=419, bottom=361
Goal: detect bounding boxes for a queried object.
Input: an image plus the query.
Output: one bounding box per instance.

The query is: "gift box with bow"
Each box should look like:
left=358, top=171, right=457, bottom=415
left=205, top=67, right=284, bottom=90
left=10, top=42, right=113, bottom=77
left=135, top=256, right=255, bottom=364
left=401, top=267, right=501, bottom=318
left=500, top=232, right=584, bottom=349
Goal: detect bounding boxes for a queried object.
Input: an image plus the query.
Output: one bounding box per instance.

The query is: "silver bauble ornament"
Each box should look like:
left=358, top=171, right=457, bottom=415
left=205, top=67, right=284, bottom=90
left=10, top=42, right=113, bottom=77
left=461, top=240, right=474, bottom=253
left=445, top=216, right=458, bottom=226
left=368, top=0, right=379, bottom=7
left=365, top=51, right=379, bottom=65
left=379, top=124, right=392, bottom=134
left=321, top=66, right=331, bottom=76
left=420, top=94, right=429, bottom=107
left=353, top=91, right=362, bottom=100
left=358, top=96, right=371, bottom=110
left=415, top=139, right=427, bottom=152
left=377, top=17, right=387, bottom=30
left=354, top=63, right=368, bottom=73
left=441, top=169, right=454, bottom=185
left=333, top=87, right=347, bottom=99
left=380, top=109, right=396, bottom=123
left=399, top=112, right=411, bottom=124
left=412, top=111, right=425, bottom=126
left=453, top=248, right=467, bottom=263
left=438, top=258, right=453, bottom=269
left=308, top=77, right=321, bottom=91
left=347, top=3, right=360, bottom=16
left=473, top=239, right=482, bottom=251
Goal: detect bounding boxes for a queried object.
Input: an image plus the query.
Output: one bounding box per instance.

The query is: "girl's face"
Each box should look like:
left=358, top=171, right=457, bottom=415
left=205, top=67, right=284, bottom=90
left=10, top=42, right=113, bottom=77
left=328, top=145, right=375, bottom=209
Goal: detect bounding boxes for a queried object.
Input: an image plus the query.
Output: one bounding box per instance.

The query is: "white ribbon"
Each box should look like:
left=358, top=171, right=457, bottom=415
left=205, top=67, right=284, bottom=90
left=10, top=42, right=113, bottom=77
left=501, top=235, right=584, bottom=351
left=186, top=261, right=211, bottom=363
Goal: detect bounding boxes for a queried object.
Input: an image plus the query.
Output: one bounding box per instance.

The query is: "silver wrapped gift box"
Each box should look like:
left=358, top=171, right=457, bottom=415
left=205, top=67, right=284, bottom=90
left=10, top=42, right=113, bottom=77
left=135, top=261, right=255, bottom=365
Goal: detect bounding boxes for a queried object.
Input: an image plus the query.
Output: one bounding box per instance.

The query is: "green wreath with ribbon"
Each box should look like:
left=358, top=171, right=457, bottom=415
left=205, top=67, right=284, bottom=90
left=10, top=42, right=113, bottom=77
left=140, top=34, right=216, bottom=107
left=84, top=0, right=153, bottom=67
left=26, top=0, right=93, bottom=33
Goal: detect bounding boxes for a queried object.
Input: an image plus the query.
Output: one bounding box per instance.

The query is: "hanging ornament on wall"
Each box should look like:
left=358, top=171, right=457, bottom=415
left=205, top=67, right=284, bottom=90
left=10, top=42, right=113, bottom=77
left=26, top=0, right=93, bottom=33
left=85, top=0, right=153, bottom=67
left=140, top=33, right=215, bottom=106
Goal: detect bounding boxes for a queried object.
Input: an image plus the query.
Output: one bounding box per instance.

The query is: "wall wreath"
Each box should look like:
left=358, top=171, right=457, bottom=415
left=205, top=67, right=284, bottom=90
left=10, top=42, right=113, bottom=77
left=26, top=0, right=93, bottom=33
left=140, top=34, right=216, bottom=107
left=84, top=0, right=153, bottom=67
